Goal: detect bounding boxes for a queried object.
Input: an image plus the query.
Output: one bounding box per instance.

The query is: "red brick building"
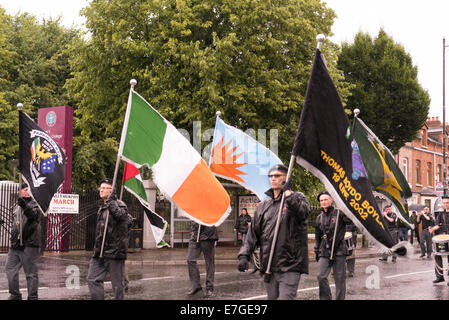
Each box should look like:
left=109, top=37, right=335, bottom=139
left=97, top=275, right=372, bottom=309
left=396, top=116, right=447, bottom=211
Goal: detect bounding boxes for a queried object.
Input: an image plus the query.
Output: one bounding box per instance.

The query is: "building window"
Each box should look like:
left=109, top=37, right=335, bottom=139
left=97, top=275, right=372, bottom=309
left=438, top=164, right=442, bottom=183
left=427, top=162, right=432, bottom=185
left=416, top=160, right=421, bottom=184
left=402, top=158, right=408, bottom=181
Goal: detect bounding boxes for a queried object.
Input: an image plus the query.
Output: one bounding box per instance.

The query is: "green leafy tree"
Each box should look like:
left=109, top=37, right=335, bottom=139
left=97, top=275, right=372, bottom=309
left=338, top=29, right=430, bottom=153
left=67, top=0, right=351, bottom=193
left=0, top=9, right=81, bottom=180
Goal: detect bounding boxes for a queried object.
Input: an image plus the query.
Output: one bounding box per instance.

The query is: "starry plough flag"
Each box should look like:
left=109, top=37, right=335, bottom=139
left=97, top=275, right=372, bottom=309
left=19, top=110, right=66, bottom=213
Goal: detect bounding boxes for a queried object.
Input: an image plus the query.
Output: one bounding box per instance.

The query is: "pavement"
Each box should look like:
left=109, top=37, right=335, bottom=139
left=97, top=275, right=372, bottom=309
left=35, top=238, right=390, bottom=267
left=0, top=236, right=411, bottom=268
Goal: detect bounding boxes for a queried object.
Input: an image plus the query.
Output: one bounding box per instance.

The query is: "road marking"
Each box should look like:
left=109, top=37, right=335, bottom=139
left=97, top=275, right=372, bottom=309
left=242, top=284, right=335, bottom=300
left=139, top=276, right=176, bottom=281
left=384, top=269, right=434, bottom=279
left=0, top=287, right=49, bottom=294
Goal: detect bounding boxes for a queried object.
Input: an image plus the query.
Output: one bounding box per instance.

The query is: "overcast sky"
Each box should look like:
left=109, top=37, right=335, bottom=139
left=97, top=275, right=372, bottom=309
left=1, top=0, right=449, bottom=120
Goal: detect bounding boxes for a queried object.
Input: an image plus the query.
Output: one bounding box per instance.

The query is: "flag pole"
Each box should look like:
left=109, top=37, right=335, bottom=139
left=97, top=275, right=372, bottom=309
left=264, top=154, right=295, bottom=279
left=264, top=34, right=325, bottom=278
left=99, top=79, right=137, bottom=258
left=17, top=103, right=24, bottom=247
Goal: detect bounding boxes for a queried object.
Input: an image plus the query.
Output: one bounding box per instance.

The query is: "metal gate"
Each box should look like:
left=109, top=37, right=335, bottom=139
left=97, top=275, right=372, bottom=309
left=0, top=184, right=144, bottom=252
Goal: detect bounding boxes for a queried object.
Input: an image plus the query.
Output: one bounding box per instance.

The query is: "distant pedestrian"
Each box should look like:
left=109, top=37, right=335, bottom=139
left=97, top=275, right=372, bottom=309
left=187, top=222, right=218, bottom=297
left=409, top=211, right=420, bottom=245
left=417, top=206, right=434, bottom=259
left=379, top=205, right=398, bottom=262
left=5, top=183, right=42, bottom=300
left=87, top=178, right=129, bottom=300
left=234, top=208, right=252, bottom=245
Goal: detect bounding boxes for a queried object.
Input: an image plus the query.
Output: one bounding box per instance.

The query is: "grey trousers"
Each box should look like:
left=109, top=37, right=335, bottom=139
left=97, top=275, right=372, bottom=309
left=187, top=240, right=215, bottom=291
left=264, top=271, right=301, bottom=300
left=420, top=229, right=433, bottom=257
left=317, top=256, right=346, bottom=300
left=346, top=257, right=355, bottom=274
left=5, top=247, right=40, bottom=300
left=87, top=257, right=125, bottom=300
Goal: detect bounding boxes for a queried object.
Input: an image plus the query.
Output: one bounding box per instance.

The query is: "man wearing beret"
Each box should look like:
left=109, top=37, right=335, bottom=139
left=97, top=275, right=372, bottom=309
left=314, top=191, right=354, bottom=300
left=237, top=164, right=310, bottom=300
left=87, top=178, right=129, bottom=300
left=5, top=183, right=42, bottom=300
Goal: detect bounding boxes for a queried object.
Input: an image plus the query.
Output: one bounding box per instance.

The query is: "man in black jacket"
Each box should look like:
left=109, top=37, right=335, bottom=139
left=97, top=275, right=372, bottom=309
left=237, top=164, right=310, bottom=300
left=87, top=178, right=129, bottom=300
left=5, top=183, right=42, bottom=300
left=379, top=205, right=398, bottom=262
left=234, top=208, right=252, bottom=245
left=417, top=206, right=434, bottom=259
left=315, top=191, right=353, bottom=300
left=187, top=222, right=218, bottom=297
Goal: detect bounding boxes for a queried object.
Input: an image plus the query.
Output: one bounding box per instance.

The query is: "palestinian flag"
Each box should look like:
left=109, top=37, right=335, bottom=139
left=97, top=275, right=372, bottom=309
left=119, top=89, right=231, bottom=226
left=122, top=161, right=168, bottom=245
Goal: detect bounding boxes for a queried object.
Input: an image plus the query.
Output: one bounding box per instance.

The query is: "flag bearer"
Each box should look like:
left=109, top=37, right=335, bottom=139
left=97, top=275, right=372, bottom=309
left=87, top=179, right=129, bottom=300
left=315, top=191, right=353, bottom=300
left=5, top=183, right=42, bottom=300
left=237, top=164, right=310, bottom=300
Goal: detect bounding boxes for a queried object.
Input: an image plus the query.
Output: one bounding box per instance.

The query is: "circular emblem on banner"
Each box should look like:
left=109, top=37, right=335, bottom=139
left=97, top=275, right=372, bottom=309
left=46, top=111, right=56, bottom=127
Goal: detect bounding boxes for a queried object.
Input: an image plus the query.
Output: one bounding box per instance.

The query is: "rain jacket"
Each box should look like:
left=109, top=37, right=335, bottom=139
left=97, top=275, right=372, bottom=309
left=10, top=197, right=41, bottom=249
left=93, top=198, right=129, bottom=260
left=235, top=214, right=252, bottom=234
left=189, top=222, right=219, bottom=242
left=238, top=189, right=310, bottom=274
left=314, top=206, right=353, bottom=258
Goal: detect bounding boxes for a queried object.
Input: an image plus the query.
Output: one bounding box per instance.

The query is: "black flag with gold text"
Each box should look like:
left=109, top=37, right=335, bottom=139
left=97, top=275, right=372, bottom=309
left=292, top=49, right=396, bottom=250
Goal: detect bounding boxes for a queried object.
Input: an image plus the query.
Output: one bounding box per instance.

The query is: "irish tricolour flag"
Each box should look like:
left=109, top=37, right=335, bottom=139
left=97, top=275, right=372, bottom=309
left=119, top=87, right=231, bottom=226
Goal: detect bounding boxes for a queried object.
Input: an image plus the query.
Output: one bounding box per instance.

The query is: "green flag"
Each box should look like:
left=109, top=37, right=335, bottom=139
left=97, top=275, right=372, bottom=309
left=352, top=116, right=413, bottom=227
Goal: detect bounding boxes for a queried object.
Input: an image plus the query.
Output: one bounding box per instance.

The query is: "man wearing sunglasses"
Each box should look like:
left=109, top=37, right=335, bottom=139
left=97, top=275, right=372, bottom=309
left=237, top=164, right=310, bottom=300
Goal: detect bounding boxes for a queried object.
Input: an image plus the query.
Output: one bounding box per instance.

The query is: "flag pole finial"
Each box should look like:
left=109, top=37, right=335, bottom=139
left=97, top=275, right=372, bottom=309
left=316, top=34, right=326, bottom=50
left=130, top=79, right=137, bottom=89
left=354, top=108, right=360, bottom=117
left=216, top=111, right=222, bottom=118
left=17, top=103, right=23, bottom=111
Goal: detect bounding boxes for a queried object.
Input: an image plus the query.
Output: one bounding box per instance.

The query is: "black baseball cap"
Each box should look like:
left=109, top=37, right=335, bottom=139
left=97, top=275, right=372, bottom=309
left=317, top=191, right=330, bottom=202
left=20, top=183, right=28, bottom=190
left=99, top=178, right=113, bottom=186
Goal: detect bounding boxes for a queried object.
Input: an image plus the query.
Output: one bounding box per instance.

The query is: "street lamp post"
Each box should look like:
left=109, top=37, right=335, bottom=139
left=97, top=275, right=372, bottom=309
left=444, top=38, right=449, bottom=195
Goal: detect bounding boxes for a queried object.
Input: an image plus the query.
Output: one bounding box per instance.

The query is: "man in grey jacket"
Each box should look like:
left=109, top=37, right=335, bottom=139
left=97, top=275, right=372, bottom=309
left=237, top=164, right=310, bottom=300
left=5, top=183, right=42, bottom=300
